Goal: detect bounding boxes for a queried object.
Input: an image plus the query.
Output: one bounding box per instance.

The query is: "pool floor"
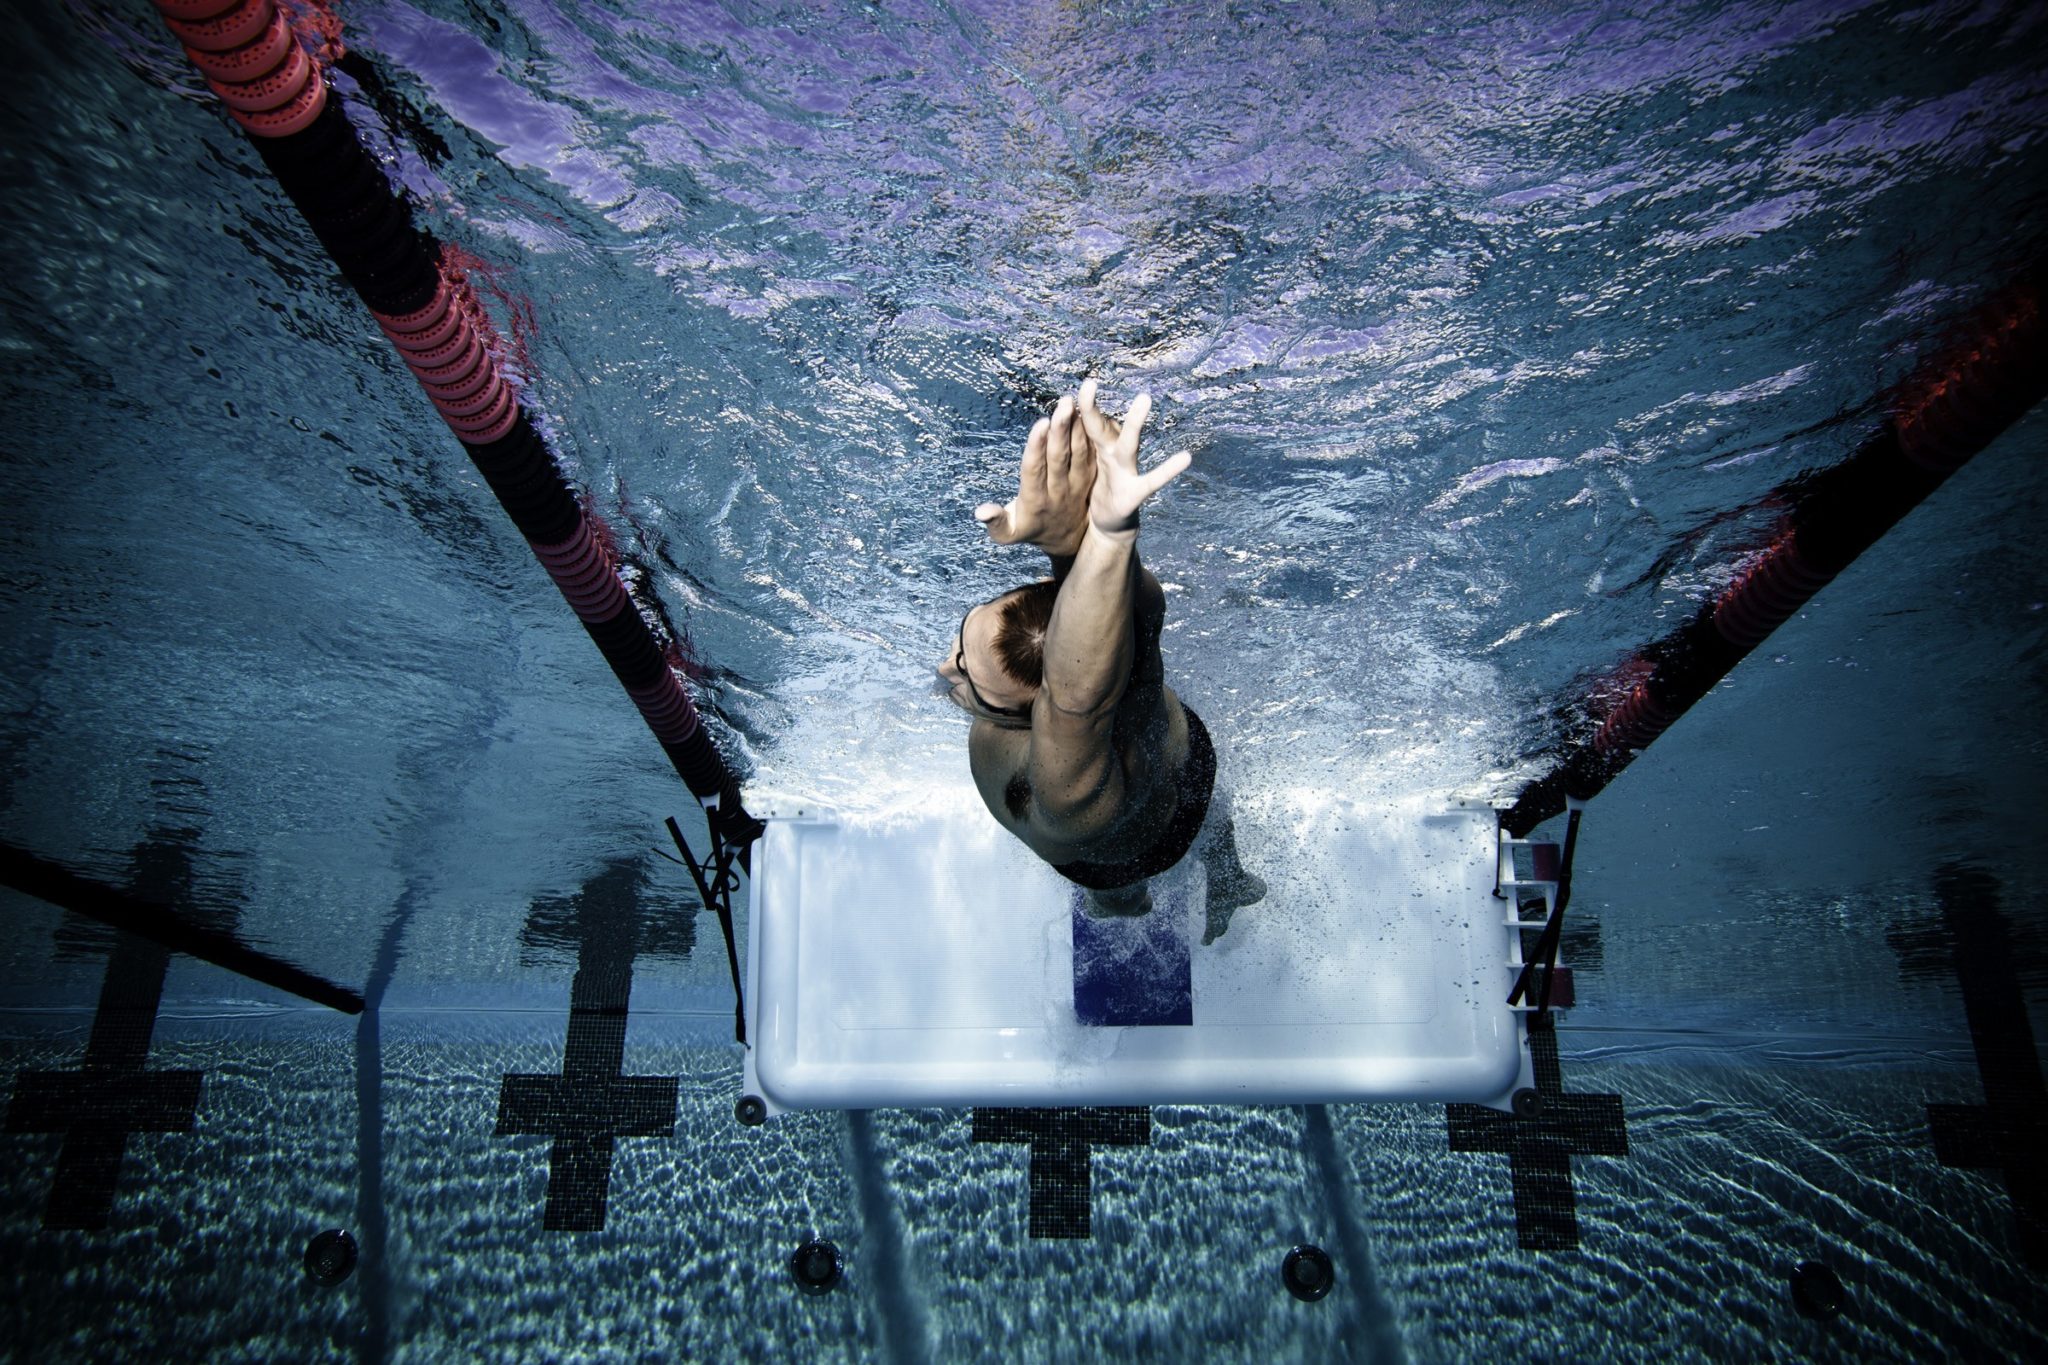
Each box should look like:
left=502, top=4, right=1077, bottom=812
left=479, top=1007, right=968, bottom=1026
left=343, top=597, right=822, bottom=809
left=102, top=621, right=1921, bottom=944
left=2, top=997, right=2040, bottom=1363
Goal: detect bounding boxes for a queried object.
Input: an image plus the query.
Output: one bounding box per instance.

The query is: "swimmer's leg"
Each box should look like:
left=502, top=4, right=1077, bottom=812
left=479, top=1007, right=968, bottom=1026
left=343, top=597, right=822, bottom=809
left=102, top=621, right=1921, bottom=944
left=1082, top=880, right=1153, bottom=918
left=1199, top=790, right=1266, bottom=945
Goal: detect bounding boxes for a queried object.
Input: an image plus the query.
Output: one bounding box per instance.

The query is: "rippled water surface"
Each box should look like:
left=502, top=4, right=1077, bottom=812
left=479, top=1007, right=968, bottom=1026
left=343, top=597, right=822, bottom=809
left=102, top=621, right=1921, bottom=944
left=10, top=0, right=2048, bottom=873
left=2, top=0, right=2046, bottom=1359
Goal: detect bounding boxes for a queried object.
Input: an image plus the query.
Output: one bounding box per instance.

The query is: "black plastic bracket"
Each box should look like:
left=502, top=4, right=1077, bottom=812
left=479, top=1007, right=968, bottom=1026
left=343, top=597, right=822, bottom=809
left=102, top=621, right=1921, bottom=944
left=666, top=810, right=748, bottom=1046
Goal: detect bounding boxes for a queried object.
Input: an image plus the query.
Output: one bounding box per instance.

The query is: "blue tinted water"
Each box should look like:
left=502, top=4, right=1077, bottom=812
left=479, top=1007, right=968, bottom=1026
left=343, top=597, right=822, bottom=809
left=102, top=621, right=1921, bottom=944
left=2, top=0, right=2045, bottom=1359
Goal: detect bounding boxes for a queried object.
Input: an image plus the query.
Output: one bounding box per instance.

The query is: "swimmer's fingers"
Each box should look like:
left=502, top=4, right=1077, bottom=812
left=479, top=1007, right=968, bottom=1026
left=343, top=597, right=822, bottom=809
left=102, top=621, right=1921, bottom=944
left=1077, top=378, right=1122, bottom=457
left=1020, top=415, right=1049, bottom=487
left=1045, top=395, right=1076, bottom=479
left=1141, top=448, right=1194, bottom=499
left=1087, top=393, right=1185, bottom=533
left=973, top=497, right=1015, bottom=540
left=971, top=419, right=1035, bottom=542
left=1059, top=385, right=1097, bottom=493
left=979, top=417, right=1052, bottom=543
left=1114, top=392, right=1152, bottom=464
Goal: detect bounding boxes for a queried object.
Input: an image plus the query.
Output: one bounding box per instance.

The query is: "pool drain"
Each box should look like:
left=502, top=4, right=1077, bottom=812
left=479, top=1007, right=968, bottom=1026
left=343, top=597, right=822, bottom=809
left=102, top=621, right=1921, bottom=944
left=792, top=1240, right=842, bottom=1295
left=1281, top=1244, right=1334, bottom=1302
left=1790, top=1261, right=1844, bottom=1320
left=303, top=1229, right=358, bottom=1286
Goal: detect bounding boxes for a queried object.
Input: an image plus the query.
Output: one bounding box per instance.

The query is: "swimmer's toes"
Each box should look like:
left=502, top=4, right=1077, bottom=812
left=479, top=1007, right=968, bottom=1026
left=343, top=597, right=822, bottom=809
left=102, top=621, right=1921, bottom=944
left=1202, top=870, right=1267, bottom=945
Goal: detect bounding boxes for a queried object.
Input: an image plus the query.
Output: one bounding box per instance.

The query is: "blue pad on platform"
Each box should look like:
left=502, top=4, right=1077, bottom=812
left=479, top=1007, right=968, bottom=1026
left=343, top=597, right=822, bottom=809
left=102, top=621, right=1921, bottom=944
left=1071, top=887, right=1192, bottom=1027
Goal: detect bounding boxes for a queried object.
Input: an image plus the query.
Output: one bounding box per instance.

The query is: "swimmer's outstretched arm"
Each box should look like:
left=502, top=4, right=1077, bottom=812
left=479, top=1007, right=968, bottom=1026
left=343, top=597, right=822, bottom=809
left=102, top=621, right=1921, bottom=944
left=1069, top=385, right=1170, bottom=650
left=1019, top=387, right=1184, bottom=828
left=1040, top=389, right=1190, bottom=717
left=974, top=390, right=1097, bottom=582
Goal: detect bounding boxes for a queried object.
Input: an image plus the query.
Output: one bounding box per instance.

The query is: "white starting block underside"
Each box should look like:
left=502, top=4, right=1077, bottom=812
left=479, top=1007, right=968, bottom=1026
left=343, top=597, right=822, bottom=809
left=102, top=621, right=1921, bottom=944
left=741, top=796, right=1531, bottom=1115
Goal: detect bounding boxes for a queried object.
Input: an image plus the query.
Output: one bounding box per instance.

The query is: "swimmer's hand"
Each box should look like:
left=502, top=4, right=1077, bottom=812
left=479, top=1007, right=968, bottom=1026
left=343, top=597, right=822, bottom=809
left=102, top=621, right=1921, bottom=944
left=973, top=391, right=1096, bottom=559
left=1078, top=382, right=1191, bottom=543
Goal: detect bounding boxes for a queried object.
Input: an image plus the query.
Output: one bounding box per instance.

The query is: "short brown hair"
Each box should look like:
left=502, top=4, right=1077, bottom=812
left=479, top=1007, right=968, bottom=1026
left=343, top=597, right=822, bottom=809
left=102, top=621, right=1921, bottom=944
left=988, top=580, right=1059, bottom=690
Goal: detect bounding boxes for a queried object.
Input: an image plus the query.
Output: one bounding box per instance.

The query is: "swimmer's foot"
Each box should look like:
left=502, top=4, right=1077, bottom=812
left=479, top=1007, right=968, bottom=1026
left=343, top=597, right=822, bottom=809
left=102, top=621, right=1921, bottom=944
left=1201, top=867, right=1267, bottom=945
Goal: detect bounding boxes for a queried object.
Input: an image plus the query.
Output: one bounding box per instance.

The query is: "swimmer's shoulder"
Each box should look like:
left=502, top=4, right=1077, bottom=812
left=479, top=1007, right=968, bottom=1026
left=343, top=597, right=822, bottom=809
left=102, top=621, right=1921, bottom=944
left=968, top=719, right=1032, bottom=818
left=969, top=687, right=1187, bottom=861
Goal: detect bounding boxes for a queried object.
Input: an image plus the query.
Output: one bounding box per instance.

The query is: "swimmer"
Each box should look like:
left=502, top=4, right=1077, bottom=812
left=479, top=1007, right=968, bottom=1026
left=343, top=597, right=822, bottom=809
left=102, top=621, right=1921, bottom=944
left=935, top=381, right=1265, bottom=941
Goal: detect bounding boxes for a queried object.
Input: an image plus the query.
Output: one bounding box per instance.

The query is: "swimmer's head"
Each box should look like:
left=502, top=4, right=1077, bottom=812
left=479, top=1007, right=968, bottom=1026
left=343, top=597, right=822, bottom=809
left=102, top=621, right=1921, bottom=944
left=935, top=580, right=1058, bottom=726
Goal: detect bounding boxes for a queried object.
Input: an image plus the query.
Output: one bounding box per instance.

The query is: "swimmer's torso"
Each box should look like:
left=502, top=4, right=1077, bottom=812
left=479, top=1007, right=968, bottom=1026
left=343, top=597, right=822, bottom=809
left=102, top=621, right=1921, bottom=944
left=967, top=570, right=1188, bottom=867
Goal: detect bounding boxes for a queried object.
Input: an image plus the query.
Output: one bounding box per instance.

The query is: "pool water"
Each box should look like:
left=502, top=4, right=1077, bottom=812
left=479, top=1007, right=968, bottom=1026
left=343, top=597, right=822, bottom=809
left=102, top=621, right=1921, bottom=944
left=2, top=0, right=2045, bottom=1359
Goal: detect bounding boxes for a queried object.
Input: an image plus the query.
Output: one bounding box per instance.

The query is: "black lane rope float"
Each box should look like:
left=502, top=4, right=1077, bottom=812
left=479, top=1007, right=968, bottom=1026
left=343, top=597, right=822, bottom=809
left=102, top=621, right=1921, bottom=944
left=1505, top=270, right=2045, bottom=838
left=143, top=0, right=765, bottom=874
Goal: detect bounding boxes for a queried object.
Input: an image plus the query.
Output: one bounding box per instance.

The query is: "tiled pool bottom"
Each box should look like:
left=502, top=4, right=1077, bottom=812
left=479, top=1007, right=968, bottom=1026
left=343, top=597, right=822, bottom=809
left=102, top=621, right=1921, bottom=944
left=1, top=1008, right=2041, bottom=1364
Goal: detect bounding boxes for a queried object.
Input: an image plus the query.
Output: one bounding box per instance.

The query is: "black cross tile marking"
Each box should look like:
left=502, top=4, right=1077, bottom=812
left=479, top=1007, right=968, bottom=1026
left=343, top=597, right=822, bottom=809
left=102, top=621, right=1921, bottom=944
left=498, top=859, right=677, bottom=1231
left=972, top=1107, right=1150, bottom=1239
left=1916, top=866, right=2046, bottom=1268
left=520, top=858, right=697, bottom=966
left=1446, top=1014, right=1627, bottom=1251
left=7, top=827, right=219, bottom=1232
left=7, top=929, right=201, bottom=1230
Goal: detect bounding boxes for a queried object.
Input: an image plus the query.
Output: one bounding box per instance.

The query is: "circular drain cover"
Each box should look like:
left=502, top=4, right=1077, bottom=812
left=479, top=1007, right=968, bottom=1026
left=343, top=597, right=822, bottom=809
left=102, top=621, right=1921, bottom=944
left=792, top=1240, right=842, bottom=1295
left=1790, top=1261, right=1845, bottom=1320
left=304, top=1229, right=358, bottom=1286
left=1281, top=1244, right=1334, bottom=1302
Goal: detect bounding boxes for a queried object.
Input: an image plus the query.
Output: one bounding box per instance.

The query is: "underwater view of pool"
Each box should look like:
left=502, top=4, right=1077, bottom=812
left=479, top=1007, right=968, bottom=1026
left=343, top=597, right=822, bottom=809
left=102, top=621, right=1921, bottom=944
left=2, top=0, right=2044, bottom=1358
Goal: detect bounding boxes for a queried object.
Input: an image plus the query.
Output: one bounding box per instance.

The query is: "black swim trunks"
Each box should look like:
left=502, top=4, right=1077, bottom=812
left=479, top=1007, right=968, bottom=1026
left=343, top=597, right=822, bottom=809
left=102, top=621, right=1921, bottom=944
left=1052, top=704, right=1217, bottom=892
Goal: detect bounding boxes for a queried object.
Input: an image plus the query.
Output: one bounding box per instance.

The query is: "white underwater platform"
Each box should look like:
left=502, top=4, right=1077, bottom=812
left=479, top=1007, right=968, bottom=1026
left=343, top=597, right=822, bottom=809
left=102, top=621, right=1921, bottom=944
left=741, top=796, right=1533, bottom=1115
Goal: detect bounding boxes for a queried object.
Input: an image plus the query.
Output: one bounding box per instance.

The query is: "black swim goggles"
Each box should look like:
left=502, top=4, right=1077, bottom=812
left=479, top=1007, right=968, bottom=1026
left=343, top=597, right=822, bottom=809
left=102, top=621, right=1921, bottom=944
left=950, top=603, right=1033, bottom=724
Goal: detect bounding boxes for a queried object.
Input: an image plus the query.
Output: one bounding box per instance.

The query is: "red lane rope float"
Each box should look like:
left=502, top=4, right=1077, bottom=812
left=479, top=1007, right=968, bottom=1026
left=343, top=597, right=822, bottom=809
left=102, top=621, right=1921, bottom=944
left=1710, top=531, right=1837, bottom=652
left=157, top=0, right=245, bottom=19
left=532, top=521, right=633, bottom=624
left=437, top=373, right=510, bottom=422
left=1589, top=680, right=1678, bottom=757
left=144, top=0, right=761, bottom=859
left=408, top=331, right=485, bottom=386
left=372, top=281, right=453, bottom=336
left=1894, top=291, right=2043, bottom=475
left=207, top=40, right=310, bottom=113
left=378, top=295, right=462, bottom=355
left=236, top=76, right=325, bottom=137
left=1505, top=271, right=2044, bottom=838
left=180, top=7, right=291, bottom=82
left=158, top=0, right=325, bottom=137
left=627, top=673, right=703, bottom=746
left=368, top=273, right=521, bottom=442
left=161, top=0, right=272, bottom=50
left=440, top=243, right=540, bottom=389
left=444, top=380, right=519, bottom=443
left=420, top=354, right=496, bottom=406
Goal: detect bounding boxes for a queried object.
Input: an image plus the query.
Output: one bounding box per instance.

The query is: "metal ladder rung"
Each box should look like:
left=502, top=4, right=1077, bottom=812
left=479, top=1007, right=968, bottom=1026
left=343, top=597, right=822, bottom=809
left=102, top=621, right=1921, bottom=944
left=1505, top=928, right=1560, bottom=960
left=1496, top=837, right=1564, bottom=896
left=1506, top=963, right=1575, bottom=1011
left=1497, top=805, right=1584, bottom=1014
left=1500, top=841, right=1562, bottom=876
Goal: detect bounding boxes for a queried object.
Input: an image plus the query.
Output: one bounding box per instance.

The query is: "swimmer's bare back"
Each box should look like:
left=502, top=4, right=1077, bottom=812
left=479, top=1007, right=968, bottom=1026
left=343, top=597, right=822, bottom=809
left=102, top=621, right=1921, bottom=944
left=968, top=581, right=1190, bottom=869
